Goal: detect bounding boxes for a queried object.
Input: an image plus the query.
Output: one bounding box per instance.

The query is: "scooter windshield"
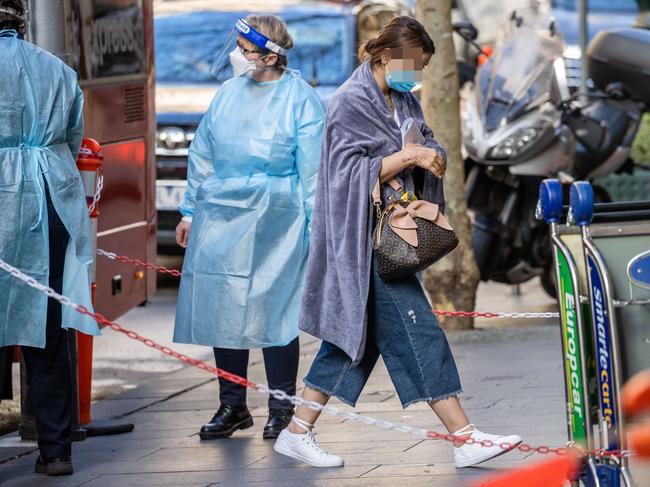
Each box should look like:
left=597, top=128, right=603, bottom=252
left=477, top=21, right=564, bottom=132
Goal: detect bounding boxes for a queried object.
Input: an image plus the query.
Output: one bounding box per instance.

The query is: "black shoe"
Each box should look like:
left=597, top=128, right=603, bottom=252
left=199, top=404, right=253, bottom=439
left=263, top=408, right=294, bottom=440
left=34, top=456, right=73, bottom=476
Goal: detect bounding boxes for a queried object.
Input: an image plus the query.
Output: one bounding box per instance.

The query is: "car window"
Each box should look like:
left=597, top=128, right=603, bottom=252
left=552, top=0, right=638, bottom=12
left=154, top=10, right=354, bottom=86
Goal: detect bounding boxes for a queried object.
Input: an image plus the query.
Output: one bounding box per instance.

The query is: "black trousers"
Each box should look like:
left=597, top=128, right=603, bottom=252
left=21, top=190, right=72, bottom=460
left=213, top=337, right=299, bottom=410
left=0, top=346, right=12, bottom=401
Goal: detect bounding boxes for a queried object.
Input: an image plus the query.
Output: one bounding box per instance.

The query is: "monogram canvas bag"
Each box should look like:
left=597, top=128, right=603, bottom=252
left=371, top=179, right=458, bottom=280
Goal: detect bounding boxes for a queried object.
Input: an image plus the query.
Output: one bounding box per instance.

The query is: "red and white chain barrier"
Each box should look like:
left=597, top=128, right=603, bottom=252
left=2, top=254, right=630, bottom=459
left=96, top=249, right=561, bottom=320
left=96, top=249, right=181, bottom=278
left=87, top=173, right=103, bottom=216
left=88, top=178, right=560, bottom=319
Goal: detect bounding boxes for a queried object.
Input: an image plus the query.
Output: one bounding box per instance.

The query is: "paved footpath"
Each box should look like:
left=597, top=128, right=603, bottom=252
left=0, top=327, right=569, bottom=486
left=1, top=277, right=647, bottom=486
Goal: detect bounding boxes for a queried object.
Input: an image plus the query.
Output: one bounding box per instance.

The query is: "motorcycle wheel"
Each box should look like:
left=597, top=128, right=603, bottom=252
left=540, top=265, right=557, bottom=299
left=471, top=213, right=497, bottom=280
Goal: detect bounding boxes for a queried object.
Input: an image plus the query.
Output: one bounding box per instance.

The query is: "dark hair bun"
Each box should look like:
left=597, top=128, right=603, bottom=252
left=365, top=37, right=377, bottom=51
left=358, top=16, right=434, bottom=64
left=0, top=0, right=26, bottom=35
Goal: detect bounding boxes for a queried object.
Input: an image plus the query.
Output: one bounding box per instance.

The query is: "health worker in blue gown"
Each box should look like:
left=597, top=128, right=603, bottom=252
left=173, top=15, right=324, bottom=441
left=0, top=0, right=98, bottom=476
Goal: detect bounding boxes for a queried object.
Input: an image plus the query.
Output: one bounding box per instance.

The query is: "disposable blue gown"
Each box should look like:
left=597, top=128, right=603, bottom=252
left=0, top=30, right=99, bottom=348
left=173, top=69, right=324, bottom=349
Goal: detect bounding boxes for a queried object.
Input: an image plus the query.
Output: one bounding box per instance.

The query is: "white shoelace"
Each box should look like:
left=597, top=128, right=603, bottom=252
left=302, top=432, right=330, bottom=455
left=291, top=417, right=332, bottom=456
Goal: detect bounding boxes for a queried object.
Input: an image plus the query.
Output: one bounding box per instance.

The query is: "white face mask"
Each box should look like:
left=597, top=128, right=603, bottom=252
left=228, top=47, right=258, bottom=78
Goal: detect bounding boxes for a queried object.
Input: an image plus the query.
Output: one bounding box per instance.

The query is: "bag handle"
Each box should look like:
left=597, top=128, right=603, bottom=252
left=372, top=178, right=402, bottom=206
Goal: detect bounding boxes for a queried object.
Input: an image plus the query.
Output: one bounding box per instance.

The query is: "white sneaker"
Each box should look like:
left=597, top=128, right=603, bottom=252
left=453, top=424, right=522, bottom=468
left=274, top=428, right=345, bottom=468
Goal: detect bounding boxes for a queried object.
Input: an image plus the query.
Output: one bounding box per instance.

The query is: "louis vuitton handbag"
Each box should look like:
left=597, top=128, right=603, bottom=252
left=371, top=179, right=458, bottom=281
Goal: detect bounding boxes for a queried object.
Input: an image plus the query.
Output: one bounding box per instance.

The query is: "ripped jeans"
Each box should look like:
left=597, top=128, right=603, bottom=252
left=304, top=259, right=462, bottom=408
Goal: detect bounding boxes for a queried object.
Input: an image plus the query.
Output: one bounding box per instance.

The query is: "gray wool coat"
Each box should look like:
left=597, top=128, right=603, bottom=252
left=299, top=61, right=447, bottom=363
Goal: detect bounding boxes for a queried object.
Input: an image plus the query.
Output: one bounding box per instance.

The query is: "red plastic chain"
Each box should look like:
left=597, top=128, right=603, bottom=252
left=75, top=304, right=253, bottom=389
left=432, top=310, right=501, bottom=318
left=72, top=303, right=627, bottom=459
left=98, top=251, right=531, bottom=319
left=109, top=253, right=182, bottom=278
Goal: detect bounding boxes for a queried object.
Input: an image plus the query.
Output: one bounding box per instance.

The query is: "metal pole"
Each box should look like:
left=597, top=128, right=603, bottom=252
left=549, top=224, right=579, bottom=487
left=582, top=229, right=635, bottom=487
left=551, top=229, right=601, bottom=487
left=26, top=0, right=70, bottom=65
left=578, top=0, right=589, bottom=99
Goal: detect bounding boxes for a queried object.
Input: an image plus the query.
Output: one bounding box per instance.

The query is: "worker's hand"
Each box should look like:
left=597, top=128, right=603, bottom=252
left=176, top=221, right=191, bottom=248
left=404, top=144, right=446, bottom=178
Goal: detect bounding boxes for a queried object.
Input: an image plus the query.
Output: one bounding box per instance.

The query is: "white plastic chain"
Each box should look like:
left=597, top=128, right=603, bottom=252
left=0, top=255, right=635, bottom=458
left=0, top=258, right=75, bottom=308
left=96, top=248, right=117, bottom=260
left=87, top=173, right=104, bottom=216
left=613, top=298, right=650, bottom=307
left=497, top=311, right=560, bottom=319
left=96, top=247, right=562, bottom=320
left=0, top=255, right=431, bottom=439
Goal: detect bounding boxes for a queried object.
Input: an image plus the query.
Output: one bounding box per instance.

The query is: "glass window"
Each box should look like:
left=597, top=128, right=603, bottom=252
left=552, top=0, right=638, bottom=13
left=69, top=0, right=147, bottom=80
left=154, top=10, right=354, bottom=86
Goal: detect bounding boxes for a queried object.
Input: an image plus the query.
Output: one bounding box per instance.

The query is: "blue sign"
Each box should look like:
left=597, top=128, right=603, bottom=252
left=628, top=251, right=650, bottom=290
left=588, top=255, right=618, bottom=449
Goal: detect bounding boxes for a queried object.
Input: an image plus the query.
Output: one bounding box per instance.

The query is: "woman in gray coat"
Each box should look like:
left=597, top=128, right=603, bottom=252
left=273, top=17, right=522, bottom=468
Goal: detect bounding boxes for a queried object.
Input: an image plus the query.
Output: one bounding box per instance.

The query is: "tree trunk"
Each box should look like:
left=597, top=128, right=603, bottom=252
left=416, top=0, right=480, bottom=330
left=637, top=0, right=650, bottom=28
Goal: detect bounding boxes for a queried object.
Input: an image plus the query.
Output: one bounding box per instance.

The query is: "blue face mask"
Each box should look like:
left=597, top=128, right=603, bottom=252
left=385, top=65, right=417, bottom=93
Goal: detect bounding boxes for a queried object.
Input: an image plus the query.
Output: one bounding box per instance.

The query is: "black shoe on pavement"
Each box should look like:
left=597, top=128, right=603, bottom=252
left=199, top=404, right=253, bottom=439
left=34, top=456, right=73, bottom=476
left=263, top=408, right=294, bottom=440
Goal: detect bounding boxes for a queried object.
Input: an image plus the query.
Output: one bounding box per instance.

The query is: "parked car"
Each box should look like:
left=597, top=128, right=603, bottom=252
left=552, top=0, right=639, bottom=89
left=153, top=0, right=410, bottom=253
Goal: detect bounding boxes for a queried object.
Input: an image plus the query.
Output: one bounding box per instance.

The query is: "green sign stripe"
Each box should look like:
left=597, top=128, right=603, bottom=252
left=557, top=250, right=587, bottom=444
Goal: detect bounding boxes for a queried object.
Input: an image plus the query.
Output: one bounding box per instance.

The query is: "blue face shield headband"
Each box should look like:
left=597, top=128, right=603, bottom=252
left=235, top=18, right=288, bottom=56
left=211, top=18, right=291, bottom=81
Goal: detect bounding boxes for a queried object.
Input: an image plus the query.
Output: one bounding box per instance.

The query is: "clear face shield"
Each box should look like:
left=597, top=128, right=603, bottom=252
left=211, top=18, right=289, bottom=81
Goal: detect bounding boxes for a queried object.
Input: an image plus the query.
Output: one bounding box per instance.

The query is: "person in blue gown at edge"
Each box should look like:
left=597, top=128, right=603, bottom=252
left=0, top=0, right=99, bottom=476
left=173, top=14, right=324, bottom=441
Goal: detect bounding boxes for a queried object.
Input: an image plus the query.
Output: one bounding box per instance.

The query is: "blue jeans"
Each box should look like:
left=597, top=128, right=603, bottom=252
left=304, top=261, right=462, bottom=408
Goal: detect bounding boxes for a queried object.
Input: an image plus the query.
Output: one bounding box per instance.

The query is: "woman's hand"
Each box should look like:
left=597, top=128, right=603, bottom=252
left=176, top=221, right=191, bottom=248
left=403, top=144, right=446, bottom=178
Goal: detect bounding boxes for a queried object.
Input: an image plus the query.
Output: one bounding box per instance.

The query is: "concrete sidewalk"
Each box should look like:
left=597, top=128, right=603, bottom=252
left=9, top=273, right=636, bottom=485
left=0, top=320, right=571, bottom=486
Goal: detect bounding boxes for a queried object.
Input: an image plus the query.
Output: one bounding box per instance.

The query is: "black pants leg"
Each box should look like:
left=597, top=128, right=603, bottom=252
left=213, top=337, right=300, bottom=410
left=263, top=337, right=299, bottom=410
left=213, top=347, right=249, bottom=407
left=21, top=190, right=72, bottom=461
left=0, top=346, right=13, bottom=401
